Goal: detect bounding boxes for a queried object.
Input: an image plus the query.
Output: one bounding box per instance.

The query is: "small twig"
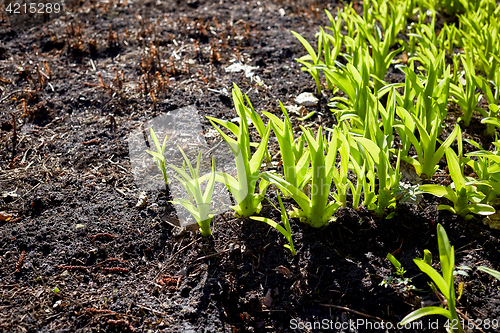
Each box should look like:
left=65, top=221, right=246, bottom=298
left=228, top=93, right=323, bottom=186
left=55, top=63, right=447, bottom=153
left=12, top=182, right=41, bottom=204
left=170, top=238, right=199, bottom=259
left=107, top=319, right=136, bottom=333
left=192, top=248, right=233, bottom=263
left=90, top=233, right=117, bottom=240
left=15, top=251, right=25, bottom=273
left=136, top=303, right=167, bottom=315
left=108, top=157, right=130, bottom=173
left=0, top=90, right=28, bottom=103
left=84, top=308, right=116, bottom=315
left=319, top=304, right=388, bottom=322
left=11, top=113, right=17, bottom=160
left=220, top=213, right=242, bottom=238
left=55, top=265, right=89, bottom=273
left=108, top=115, right=117, bottom=132
left=430, top=289, right=482, bottom=333
left=95, top=258, right=128, bottom=266
left=432, top=288, right=446, bottom=305
left=82, top=139, right=99, bottom=145
left=101, top=267, right=129, bottom=273
left=97, top=72, right=108, bottom=89
left=165, top=238, right=200, bottom=268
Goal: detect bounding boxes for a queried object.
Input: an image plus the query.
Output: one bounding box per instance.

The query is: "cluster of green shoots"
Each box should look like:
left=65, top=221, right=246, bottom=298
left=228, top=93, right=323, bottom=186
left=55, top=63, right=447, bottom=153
left=396, top=224, right=500, bottom=332
left=291, top=0, right=500, bottom=221
left=142, top=0, right=500, bottom=329
left=288, top=0, right=500, bottom=328
left=147, top=0, right=500, bottom=244
left=147, top=129, right=217, bottom=237
left=147, top=84, right=271, bottom=237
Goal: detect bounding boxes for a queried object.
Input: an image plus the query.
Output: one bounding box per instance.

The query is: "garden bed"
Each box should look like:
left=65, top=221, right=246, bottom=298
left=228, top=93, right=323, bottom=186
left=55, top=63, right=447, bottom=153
left=0, top=0, right=499, bottom=332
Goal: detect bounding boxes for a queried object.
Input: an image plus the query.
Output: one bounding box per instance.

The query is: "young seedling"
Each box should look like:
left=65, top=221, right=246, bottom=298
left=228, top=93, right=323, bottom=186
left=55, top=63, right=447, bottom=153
left=262, top=126, right=340, bottom=228
left=240, top=86, right=272, bottom=162
left=146, top=127, right=168, bottom=185
left=418, top=147, right=495, bottom=219
left=395, top=112, right=460, bottom=179
left=209, top=84, right=271, bottom=161
left=474, top=75, right=500, bottom=136
left=291, top=30, right=324, bottom=94
left=330, top=126, right=352, bottom=208
left=349, top=94, right=402, bottom=216
left=207, top=84, right=271, bottom=217
left=323, top=9, right=343, bottom=83
left=400, top=224, right=463, bottom=333
left=408, top=12, right=441, bottom=71
left=449, top=53, right=485, bottom=127
left=370, top=0, right=407, bottom=46
left=464, top=137, right=500, bottom=206
left=262, top=102, right=310, bottom=191
left=436, top=24, right=458, bottom=55
left=352, top=134, right=401, bottom=216
left=348, top=157, right=372, bottom=210
left=399, top=52, right=450, bottom=134
left=380, top=253, right=416, bottom=291
left=460, top=7, right=500, bottom=81
left=169, top=147, right=217, bottom=237
left=250, top=191, right=296, bottom=256
left=352, top=17, right=403, bottom=91
left=323, top=50, right=371, bottom=127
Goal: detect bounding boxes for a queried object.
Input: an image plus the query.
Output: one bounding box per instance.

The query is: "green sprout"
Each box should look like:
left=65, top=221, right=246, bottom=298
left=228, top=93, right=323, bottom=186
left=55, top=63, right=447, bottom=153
left=146, top=127, right=169, bottom=186
left=464, top=138, right=500, bottom=207
left=291, top=30, right=324, bottom=94
left=474, top=75, right=500, bottom=137
left=380, top=253, right=416, bottom=291
left=262, top=102, right=309, bottom=191
left=351, top=96, right=402, bottom=216
left=250, top=191, right=296, bottom=256
left=400, top=224, right=463, bottom=333
left=169, top=147, right=217, bottom=237
left=351, top=17, right=403, bottom=91
left=418, top=147, right=495, bottom=219
left=207, top=84, right=271, bottom=217
left=449, top=53, right=484, bottom=127
left=387, top=253, right=406, bottom=277
left=323, top=52, right=371, bottom=128
left=262, top=126, right=340, bottom=228
left=395, top=112, right=459, bottom=179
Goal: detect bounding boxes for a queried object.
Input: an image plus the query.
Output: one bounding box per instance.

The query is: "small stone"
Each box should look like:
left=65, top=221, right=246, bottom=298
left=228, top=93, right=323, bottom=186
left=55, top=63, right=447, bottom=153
left=295, top=92, right=318, bottom=107
left=231, top=117, right=252, bottom=126
left=284, top=105, right=305, bottom=116
left=225, top=62, right=259, bottom=79
left=136, top=191, right=148, bottom=208
left=1, top=190, right=19, bottom=200
left=53, top=300, right=63, bottom=309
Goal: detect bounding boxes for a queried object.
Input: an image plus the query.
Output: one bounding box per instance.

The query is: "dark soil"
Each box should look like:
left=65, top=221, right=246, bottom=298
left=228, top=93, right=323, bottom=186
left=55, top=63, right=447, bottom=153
left=0, top=1, right=499, bottom=332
